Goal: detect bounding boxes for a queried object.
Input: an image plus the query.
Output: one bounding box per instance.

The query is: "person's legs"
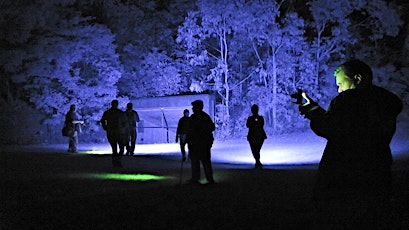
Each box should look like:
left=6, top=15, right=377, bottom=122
left=201, top=149, right=214, bottom=183
left=179, top=134, right=188, bottom=160
left=107, top=132, right=118, bottom=154
left=118, top=137, right=125, bottom=156
left=255, top=140, right=264, bottom=168
left=116, top=142, right=123, bottom=167
left=189, top=152, right=200, bottom=183
left=130, top=129, right=137, bottom=155
left=68, top=136, right=74, bottom=152
left=72, top=131, right=78, bottom=152
left=107, top=132, right=122, bottom=167
left=125, top=134, right=131, bottom=155
left=249, top=141, right=262, bottom=168
left=180, top=143, right=186, bottom=156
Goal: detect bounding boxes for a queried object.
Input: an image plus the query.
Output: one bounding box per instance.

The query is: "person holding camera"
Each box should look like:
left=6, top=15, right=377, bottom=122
left=299, top=59, right=402, bottom=228
left=246, top=104, right=267, bottom=169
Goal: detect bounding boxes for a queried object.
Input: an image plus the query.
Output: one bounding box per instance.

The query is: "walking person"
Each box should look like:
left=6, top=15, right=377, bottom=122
left=299, top=59, right=402, bottom=229
left=246, top=104, right=267, bottom=169
left=176, top=109, right=190, bottom=162
left=64, top=104, right=84, bottom=153
left=125, top=102, right=140, bottom=156
left=186, top=100, right=216, bottom=185
left=101, top=100, right=128, bottom=168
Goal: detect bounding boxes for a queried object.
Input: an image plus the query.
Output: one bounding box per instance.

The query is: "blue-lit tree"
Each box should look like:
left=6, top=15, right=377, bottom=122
left=238, top=0, right=313, bottom=132
left=135, top=48, right=183, bottom=97
left=88, top=0, right=192, bottom=99
left=1, top=0, right=407, bottom=144
left=1, top=1, right=123, bottom=135
left=307, top=0, right=403, bottom=92
left=177, top=0, right=246, bottom=136
left=178, top=0, right=315, bottom=134
left=307, top=0, right=354, bottom=90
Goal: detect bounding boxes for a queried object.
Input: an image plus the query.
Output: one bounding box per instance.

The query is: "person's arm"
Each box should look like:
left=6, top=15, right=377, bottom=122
left=303, top=93, right=351, bottom=139
left=176, top=119, right=181, bottom=142
left=246, top=117, right=250, bottom=128
left=299, top=93, right=332, bottom=138
left=207, top=114, right=215, bottom=132
left=135, top=111, right=140, bottom=123
left=101, top=112, right=107, bottom=130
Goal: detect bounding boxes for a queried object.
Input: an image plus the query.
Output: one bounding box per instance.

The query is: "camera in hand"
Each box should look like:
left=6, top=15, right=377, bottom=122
left=290, top=88, right=306, bottom=104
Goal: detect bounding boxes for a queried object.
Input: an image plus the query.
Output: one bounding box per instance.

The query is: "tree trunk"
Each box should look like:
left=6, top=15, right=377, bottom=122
left=271, top=49, right=277, bottom=131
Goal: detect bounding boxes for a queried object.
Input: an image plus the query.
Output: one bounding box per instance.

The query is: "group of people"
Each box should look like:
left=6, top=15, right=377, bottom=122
left=175, top=100, right=268, bottom=184
left=176, top=100, right=216, bottom=184
left=64, top=100, right=140, bottom=167
left=65, top=59, right=402, bottom=227
left=99, top=100, right=140, bottom=168
left=176, top=102, right=268, bottom=176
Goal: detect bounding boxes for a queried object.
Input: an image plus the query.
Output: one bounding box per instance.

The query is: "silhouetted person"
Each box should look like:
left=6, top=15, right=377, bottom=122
left=186, top=100, right=215, bottom=184
left=64, top=104, right=84, bottom=153
left=299, top=59, right=402, bottom=229
left=101, top=100, right=128, bottom=168
left=176, top=109, right=190, bottom=162
left=125, top=102, right=140, bottom=156
left=246, top=104, right=267, bottom=169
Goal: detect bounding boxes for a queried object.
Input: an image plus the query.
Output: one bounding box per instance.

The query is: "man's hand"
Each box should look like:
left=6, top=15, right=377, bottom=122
left=301, top=92, right=311, bottom=105
left=298, top=92, right=319, bottom=115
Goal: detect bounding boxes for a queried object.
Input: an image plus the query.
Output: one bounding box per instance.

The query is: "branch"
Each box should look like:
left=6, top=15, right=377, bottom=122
left=230, top=70, right=256, bottom=91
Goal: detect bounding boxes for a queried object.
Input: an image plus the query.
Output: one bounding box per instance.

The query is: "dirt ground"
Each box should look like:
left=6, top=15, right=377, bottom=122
left=1, top=150, right=408, bottom=230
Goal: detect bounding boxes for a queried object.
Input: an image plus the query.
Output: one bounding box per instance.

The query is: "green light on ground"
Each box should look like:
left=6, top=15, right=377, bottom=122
left=82, top=149, right=109, bottom=155
left=85, top=173, right=174, bottom=181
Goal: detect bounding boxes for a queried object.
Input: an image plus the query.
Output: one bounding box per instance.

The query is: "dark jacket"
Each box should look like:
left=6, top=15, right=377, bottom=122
left=101, top=108, right=128, bottom=134
left=177, top=116, right=190, bottom=136
left=246, top=114, right=267, bottom=142
left=187, top=111, right=215, bottom=151
left=125, top=109, right=140, bottom=129
left=65, top=110, right=81, bottom=133
left=304, top=85, right=402, bottom=196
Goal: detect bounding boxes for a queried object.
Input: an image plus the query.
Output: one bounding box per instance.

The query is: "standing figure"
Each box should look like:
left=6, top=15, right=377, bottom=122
left=101, top=100, right=128, bottom=168
left=186, top=100, right=216, bottom=185
left=125, top=102, right=140, bottom=156
left=176, top=109, right=190, bottom=162
left=246, top=104, right=267, bottom=169
left=64, top=104, right=84, bottom=153
left=299, top=59, right=402, bottom=228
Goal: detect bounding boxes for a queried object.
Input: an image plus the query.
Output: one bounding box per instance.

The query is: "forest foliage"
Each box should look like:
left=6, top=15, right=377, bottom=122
left=1, top=0, right=408, bottom=143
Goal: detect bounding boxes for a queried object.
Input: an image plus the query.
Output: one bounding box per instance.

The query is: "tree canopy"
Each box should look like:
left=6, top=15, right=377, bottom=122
left=1, top=0, right=407, bottom=142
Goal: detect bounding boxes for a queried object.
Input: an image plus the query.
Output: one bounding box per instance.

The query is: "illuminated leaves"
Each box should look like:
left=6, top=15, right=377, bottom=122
left=4, top=2, right=123, bottom=127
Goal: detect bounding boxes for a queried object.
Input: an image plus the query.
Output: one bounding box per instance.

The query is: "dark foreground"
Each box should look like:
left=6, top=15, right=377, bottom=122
left=1, top=151, right=408, bottom=230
